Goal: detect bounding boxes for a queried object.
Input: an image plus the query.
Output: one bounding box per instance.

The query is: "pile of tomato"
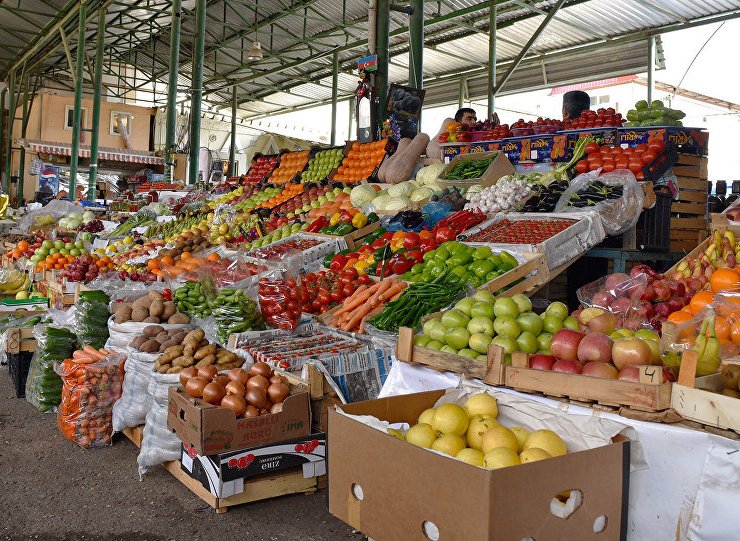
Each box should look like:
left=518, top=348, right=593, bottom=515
left=466, top=219, right=577, bottom=245
left=301, top=269, right=372, bottom=314
left=574, top=140, right=666, bottom=181
left=562, top=108, right=625, bottom=130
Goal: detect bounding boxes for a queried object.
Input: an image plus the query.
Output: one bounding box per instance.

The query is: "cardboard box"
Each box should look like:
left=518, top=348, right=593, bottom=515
left=496, top=134, right=571, bottom=163
left=167, top=384, right=311, bottom=456
left=438, top=151, right=515, bottom=188
left=180, top=432, right=326, bottom=498
left=329, top=390, right=630, bottom=541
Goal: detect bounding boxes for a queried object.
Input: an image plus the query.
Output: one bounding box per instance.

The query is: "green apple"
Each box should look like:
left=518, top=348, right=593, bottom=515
left=42, top=240, right=53, bottom=249
left=426, top=340, right=444, bottom=350
left=458, top=348, right=479, bottom=360
left=469, top=333, right=493, bottom=354
left=64, top=242, right=74, bottom=250
left=445, top=327, right=471, bottom=350
left=454, top=297, right=477, bottom=317
left=48, top=248, right=57, bottom=256
left=440, top=345, right=458, bottom=354
left=516, top=331, right=538, bottom=354
left=542, top=316, right=563, bottom=334
left=493, top=316, right=521, bottom=339
left=517, top=312, right=543, bottom=335
left=494, top=297, right=519, bottom=318
left=492, top=336, right=518, bottom=354
left=545, top=301, right=569, bottom=321
left=563, top=316, right=580, bottom=331
left=511, top=293, right=532, bottom=314
left=414, top=334, right=431, bottom=347
left=474, top=290, right=496, bottom=304
left=635, top=329, right=660, bottom=342
left=53, top=240, right=64, bottom=250
left=441, top=309, right=470, bottom=329
left=468, top=317, right=494, bottom=336
left=69, top=249, right=80, bottom=257
left=470, top=301, right=495, bottom=320
left=537, top=332, right=553, bottom=352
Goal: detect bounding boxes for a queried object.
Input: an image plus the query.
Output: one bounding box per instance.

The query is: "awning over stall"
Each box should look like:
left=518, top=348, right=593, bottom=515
left=20, top=139, right=165, bottom=166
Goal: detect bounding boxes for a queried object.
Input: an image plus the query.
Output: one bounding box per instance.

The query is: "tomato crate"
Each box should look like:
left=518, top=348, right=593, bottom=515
left=459, top=213, right=605, bottom=271
left=247, top=233, right=348, bottom=274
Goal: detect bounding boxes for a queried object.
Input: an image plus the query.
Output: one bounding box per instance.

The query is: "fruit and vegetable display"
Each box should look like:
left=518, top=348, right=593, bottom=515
left=179, top=361, right=292, bottom=417
left=464, top=218, right=576, bottom=245
left=243, top=155, right=279, bottom=183
left=325, top=276, right=408, bottom=333
left=562, top=108, right=624, bottom=130
left=443, top=155, right=496, bottom=181
left=249, top=236, right=322, bottom=260
left=511, top=117, right=563, bottom=136
left=305, top=210, right=377, bottom=237
left=519, top=180, right=570, bottom=213
left=391, top=392, right=569, bottom=469
left=301, top=268, right=373, bottom=315
left=113, top=290, right=190, bottom=324
left=464, top=175, right=534, bottom=214
left=149, top=328, right=244, bottom=373
left=25, top=326, right=77, bottom=413
left=268, top=150, right=310, bottom=184
left=574, top=140, right=666, bottom=180
left=332, top=140, right=387, bottom=184
left=57, top=351, right=124, bottom=448
left=625, top=100, right=686, bottom=127
left=566, top=180, right=624, bottom=208
left=302, top=148, right=345, bottom=181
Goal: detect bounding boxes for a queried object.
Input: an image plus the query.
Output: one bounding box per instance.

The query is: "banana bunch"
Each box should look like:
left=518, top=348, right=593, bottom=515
left=704, top=230, right=738, bottom=268
left=695, top=315, right=721, bottom=377
left=0, top=270, right=31, bottom=294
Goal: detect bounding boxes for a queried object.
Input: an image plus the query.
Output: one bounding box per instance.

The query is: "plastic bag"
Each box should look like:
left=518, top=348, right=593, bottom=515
left=137, top=371, right=182, bottom=477
left=25, top=325, right=77, bottom=413
left=112, top=350, right=156, bottom=432
left=555, top=169, right=644, bottom=235
left=56, top=353, right=124, bottom=448
left=75, top=290, right=111, bottom=349
left=258, top=253, right=303, bottom=330
left=17, top=200, right=81, bottom=233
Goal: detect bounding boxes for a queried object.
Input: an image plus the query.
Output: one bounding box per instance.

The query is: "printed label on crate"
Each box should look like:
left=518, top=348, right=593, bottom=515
left=565, top=128, right=619, bottom=150
left=469, top=142, right=501, bottom=154
left=618, top=127, right=707, bottom=155
left=442, top=144, right=470, bottom=160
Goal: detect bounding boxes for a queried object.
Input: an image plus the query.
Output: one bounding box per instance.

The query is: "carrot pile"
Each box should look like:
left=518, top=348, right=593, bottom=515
left=329, top=277, right=407, bottom=333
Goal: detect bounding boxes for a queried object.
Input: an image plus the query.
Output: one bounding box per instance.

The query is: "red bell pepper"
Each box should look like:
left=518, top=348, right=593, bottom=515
left=306, top=216, right=328, bottom=233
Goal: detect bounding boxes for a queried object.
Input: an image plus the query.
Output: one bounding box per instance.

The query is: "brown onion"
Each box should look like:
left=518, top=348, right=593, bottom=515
left=246, top=374, right=269, bottom=391
left=249, top=361, right=272, bottom=378
left=244, top=405, right=260, bottom=417
left=228, top=368, right=250, bottom=385
left=270, top=374, right=288, bottom=386
left=198, top=365, right=218, bottom=380
left=185, top=376, right=208, bottom=398
left=270, top=403, right=283, bottom=414
left=224, top=380, right=246, bottom=396
left=179, top=366, right=198, bottom=387
left=202, top=382, right=226, bottom=405
left=267, top=382, right=289, bottom=404
left=245, top=386, right=267, bottom=408
left=214, top=374, right=230, bottom=387
left=221, top=394, right=247, bottom=417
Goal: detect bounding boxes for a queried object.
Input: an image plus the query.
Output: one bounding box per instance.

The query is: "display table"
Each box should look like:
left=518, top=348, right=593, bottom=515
left=379, top=361, right=740, bottom=541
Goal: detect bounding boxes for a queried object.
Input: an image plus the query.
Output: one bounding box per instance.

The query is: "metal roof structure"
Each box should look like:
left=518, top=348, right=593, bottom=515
left=1, top=0, right=740, bottom=122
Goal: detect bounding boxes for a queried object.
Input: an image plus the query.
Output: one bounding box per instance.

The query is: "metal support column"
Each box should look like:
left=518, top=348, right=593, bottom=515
left=331, top=51, right=338, bottom=146
left=88, top=7, right=106, bottom=201
left=488, top=4, right=497, bottom=116
left=0, top=89, right=5, bottom=191
left=17, top=75, right=28, bottom=205
left=375, top=0, right=390, bottom=132
left=458, top=77, right=465, bottom=109
left=409, top=0, right=423, bottom=89
left=647, top=35, right=655, bottom=104
left=188, top=0, right=206, bottom=185
left=69, top=3, right=87, bottom=201
left=165, top=0, right=182, bottom=182
left=4, top=72, right=14, bottom=194
left=228, top=86, right=237, bottom=176
left=492, top=0, right=566, bottom=96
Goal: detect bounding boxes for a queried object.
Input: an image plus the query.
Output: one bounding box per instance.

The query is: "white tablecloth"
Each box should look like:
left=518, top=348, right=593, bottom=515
left=379, top=361, right=740, bottom=541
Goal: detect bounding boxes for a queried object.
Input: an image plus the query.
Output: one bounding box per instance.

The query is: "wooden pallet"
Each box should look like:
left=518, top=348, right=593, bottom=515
left=121, top=425, right=322, bottom=514
left=670, top=155, right=709, bottom=250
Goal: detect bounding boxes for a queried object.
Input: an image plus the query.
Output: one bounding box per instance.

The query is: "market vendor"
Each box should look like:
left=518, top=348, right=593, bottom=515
left=562, top=90, right=591, bottom=120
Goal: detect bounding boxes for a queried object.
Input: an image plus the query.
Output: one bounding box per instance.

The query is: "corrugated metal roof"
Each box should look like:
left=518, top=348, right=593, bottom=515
left=1, top=0, right=740, bottom=121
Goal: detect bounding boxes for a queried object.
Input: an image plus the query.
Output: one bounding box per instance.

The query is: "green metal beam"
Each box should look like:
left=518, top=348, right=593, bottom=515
left=189, top=0, right=206, bottom=185
left=88, top=6, right=107, bottom=202
left=69, top=4, right=87, bottom=202
left=488, top=3, right=496, bottom=116
left=0, top=89, right=5, bottom=185
left=229, top=85, right=237, bottom=176
left=18, top=74, right=29, bottom=206
left=331, top=50, right=338, bottom=146
left=375, top=0, right=390, bottom=134
left=165, top=0, right=182, bottom=181
left=4, top=71, right=15, bottom=194
left=409, top=0, right=424, bottom=90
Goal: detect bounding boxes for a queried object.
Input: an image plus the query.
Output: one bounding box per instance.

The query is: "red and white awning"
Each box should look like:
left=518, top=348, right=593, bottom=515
left=20, top=139, right=165, bottom=166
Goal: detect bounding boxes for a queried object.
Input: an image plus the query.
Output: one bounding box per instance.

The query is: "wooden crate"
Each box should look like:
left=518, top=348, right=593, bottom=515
left=304, top=221, right=380, bottom=250
left=4, top=326, right=36, bottom=354
left=284, top=366, right=341, bottom=433
left=476, top=252, right=549, bottom=297
left=671, top=350, right=740, bottom=435
left=670, top=154, right=709, bottom=251
left=46, top=280, right=76, bottom=310
left=121, top=425, right=321, bottom=514
left=395, top=327, right=506, bottom=386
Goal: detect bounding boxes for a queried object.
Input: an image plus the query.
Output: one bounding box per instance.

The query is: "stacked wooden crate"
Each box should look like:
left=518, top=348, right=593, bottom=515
left=670, top=153, right=709, bottom=252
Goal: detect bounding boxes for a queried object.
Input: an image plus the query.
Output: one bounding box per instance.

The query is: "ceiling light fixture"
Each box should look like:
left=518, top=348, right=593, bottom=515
left=247, top=41, right=263, bottom=61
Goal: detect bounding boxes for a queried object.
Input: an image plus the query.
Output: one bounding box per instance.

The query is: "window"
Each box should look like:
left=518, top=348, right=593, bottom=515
left=599, top=95, right=610, bottom=104
left=110, top=111, right=133, bottom=135
left=64, top=105, right=87, bottom=130
left=590, top=96, right=598, bottom=107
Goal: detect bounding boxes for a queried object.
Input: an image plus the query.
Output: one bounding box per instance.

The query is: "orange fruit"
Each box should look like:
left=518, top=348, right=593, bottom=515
left=147, top=259, right=160, bottom=271
left=713, top=316, right=732, bottom=341
left=160, top=255, right=174, bottom=266
left=667, top=311, right=692, bottom=325
left=207, top=253, right=221, bottom=262
left=689, top=290, right=714, bottom=315
left=17, top=241, right=29, bottom=251
left=731, top=323, right=740, bottom=345
left=710, top=268, right=740, bottom=293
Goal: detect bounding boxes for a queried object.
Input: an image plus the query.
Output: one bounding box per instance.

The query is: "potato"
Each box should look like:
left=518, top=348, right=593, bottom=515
left=183, top=329, right=205, bottom=344
left=154, top=332, right=170, bottom=343
left=194, top=344, right=217, bottom=360
left=195, top=355, right=216, bottom=368
left=216, top=351, right=238, bottom=364
left=168, top=313, right=190, bottom=324
left=166, top=366, right=182, bottom=374
left=131, top=306, right=149, bottom=323
left=160, top=345, right=185, bottom=363
left=150, top=300, right=164, bottom=318
left=140, top=339, right=161, bottom=353
left=157, top=363, right=172, bottom=374
left=143, top=316, right=161, bottom=323
left=171, top=331, right=189, bottom=344
left=143, top=325, right=165, bottom=338
left=114, top=306, right=133, bottom=324
left=183, top=343, right=196, bottom=357
left=158, top=339, right=177, bottom=352
left=172, top=355, right=195, bottom=368
left=133, top=296, right=151, bottom=311
left=161, top=302, right=177, bottom=320
left=130, top=335, right=148, bottom=350
left=113, top=302, right=132, bottom=315
left=148, top=291, right=164, bottom=302
left=154, top=358, right=163, bottom=370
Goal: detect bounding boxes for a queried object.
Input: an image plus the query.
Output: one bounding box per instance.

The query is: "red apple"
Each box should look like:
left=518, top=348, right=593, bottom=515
left=618, top=366, right=640, bottom=382
left=592, top=289, right=616, bottom=308
left=529, top=354, right=556, bottom=371
left=653, top=282, right=672, bottom=302
left=586, top=312, right=617, bottom=335
left=582, top=361, right=619, bottom=379
left=577, top=333, right=613, bottom=363
left=612, top=337, right=654, bottom=370
left=550, top=329, right=585, bottom=362
left=552, top=359, right=583, bottom=374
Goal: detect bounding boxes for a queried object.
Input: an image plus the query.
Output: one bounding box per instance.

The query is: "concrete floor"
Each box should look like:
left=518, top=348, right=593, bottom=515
left=0, top=369, right=363, bottom=541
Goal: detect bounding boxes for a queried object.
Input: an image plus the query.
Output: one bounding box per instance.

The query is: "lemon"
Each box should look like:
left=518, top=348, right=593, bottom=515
left=524, top=429, right=567, bottom=457
left=519, top=448, right=552, bottom=463
left=484, top=447, right=520, bottom=469
left=123, top=236, right=134, bottom=245
left=481, top=426, right=519, bottom=454
left=465, top=392, right=498, bottom=419
left=432, top=434, right=466, bottom=456
left=432, top=404, right=470, bottom=436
